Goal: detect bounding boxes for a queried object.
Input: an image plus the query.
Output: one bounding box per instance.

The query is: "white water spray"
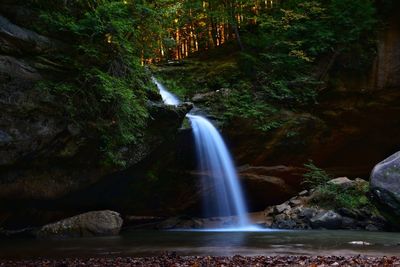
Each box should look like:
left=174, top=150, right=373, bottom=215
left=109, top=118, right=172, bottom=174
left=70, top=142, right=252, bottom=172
left=187, top=114, right=251, bottom=227
left=153, top=77, right=253, bottom=229
left=151, top=77, right=180, bottom=106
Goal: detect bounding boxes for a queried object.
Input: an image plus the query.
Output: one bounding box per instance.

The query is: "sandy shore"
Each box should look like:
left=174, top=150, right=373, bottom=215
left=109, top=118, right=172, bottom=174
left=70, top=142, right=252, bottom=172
left=1, top=255, right=400, bottom=267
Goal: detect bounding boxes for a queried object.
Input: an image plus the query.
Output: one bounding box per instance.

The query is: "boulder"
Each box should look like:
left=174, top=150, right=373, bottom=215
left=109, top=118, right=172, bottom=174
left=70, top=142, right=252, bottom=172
left=328, top=177, right=354, bottom=188
left=36, top=210, right=123, bottom=238
left=310, top=210, right=342, bottom=229
left=370, top=151, right=400, bottom=217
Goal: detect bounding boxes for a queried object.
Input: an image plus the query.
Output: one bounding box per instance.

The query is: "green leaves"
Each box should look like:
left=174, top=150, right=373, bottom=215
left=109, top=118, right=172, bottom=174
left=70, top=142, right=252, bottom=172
left=302, top=160, right=332, bottom=189
left=31, top=0, right=156, bottom=167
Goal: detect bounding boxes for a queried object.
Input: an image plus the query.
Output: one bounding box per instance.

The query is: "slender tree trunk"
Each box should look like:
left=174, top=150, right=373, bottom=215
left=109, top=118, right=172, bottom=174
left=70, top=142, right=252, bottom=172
left=233, top=24, right=244, bottom=50
left=210, top=18, right=218, bottom=47
left=229, top=0, right=244, bottom=51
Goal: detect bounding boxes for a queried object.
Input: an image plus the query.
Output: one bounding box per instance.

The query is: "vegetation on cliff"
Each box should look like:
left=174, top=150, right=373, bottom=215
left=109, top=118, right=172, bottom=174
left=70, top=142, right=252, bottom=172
left=27, top=0, right=161, bottom=166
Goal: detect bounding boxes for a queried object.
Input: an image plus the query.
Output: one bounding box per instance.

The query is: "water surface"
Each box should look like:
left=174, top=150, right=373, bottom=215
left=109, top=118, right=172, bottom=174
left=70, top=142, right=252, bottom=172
left=1, top=230, right=399, bottom=259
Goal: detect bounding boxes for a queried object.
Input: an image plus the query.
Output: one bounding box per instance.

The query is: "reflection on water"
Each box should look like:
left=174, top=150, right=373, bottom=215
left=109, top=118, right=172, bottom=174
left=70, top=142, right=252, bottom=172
left=0, top=230, right=400, bottom=259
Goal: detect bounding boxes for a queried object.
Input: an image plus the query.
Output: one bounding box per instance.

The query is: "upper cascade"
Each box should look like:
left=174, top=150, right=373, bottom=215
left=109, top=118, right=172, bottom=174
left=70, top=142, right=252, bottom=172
left=151, top=77, right=180, bottom=106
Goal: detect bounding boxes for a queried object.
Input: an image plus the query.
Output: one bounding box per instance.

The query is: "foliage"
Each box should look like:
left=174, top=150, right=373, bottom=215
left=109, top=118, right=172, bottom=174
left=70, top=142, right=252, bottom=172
left=37, top=69, right=149, bottom=166
left=219, top=87, right=284, bottom=131
left=30, top=0, right=158, bottom=166
left=240, top=0, right=377, bottom=107
left=303, top=161, right=377, bottom=211
left=155, top=0, right=378, bottom=137
left=311, top=181, right=374, bottom=211
left=302, top=160, right=332, bottom=188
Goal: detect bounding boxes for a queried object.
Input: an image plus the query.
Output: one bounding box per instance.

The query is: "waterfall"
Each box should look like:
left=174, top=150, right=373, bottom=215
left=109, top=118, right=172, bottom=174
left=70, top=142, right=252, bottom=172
left=151, top=77, right=180, bottom=106
left=153, top=78, right=252, bottom=229
left=187, top=115, right=251, bottom=227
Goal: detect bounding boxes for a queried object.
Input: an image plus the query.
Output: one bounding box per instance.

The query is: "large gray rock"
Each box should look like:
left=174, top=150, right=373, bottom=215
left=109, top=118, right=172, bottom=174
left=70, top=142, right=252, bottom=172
left=36, top=210, right=123, bottom=238
left=370, top=151, right=400, bottom=217
left=310, top=210, right=342, bottom=229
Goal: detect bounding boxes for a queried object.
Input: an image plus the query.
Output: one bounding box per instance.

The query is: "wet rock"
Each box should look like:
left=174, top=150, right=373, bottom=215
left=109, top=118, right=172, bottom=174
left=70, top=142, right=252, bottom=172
left=0, top=227, right=36, bottom=238
left=310, top=210, right=342, bottom=229
left=366, top=224, right=379, bottom=232
left=36, top=210, right=123, bottom=238
left=370, top=151, right=400, bottom=217
left=341, top=217, right=358, bottom=230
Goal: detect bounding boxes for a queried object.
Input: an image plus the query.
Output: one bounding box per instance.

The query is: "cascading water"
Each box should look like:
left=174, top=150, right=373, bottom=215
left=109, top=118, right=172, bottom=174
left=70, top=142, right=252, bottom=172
left=187, top=115, right=251, bottom=227
left=153, top=77, right=253, bottom=229
left=151, top=77, right=180, bottom=106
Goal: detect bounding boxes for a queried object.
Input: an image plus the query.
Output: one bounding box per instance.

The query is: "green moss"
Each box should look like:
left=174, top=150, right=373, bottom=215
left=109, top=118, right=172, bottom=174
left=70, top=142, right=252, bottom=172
left=302, top=162, right=380, bottom=214
left=311, top=182, right=379, bottom=213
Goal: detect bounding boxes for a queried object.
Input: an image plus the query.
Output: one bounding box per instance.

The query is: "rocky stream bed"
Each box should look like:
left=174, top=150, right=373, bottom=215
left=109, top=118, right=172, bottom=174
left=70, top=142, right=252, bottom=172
left=1, top=255, right=400, bottom=267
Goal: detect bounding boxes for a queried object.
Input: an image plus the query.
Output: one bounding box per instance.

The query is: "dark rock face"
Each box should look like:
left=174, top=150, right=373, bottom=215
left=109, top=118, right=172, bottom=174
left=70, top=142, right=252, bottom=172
left=370, top=151, right=400, bottom=218
left=0, top=12, right=191, bottom=228
left=238, top=165, right=304, bottom=210
left=370, top=14, right=400, bottom=90
left=0, top=15, right=62, bottom=55
left=36, top=210, right=123, bottom=238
